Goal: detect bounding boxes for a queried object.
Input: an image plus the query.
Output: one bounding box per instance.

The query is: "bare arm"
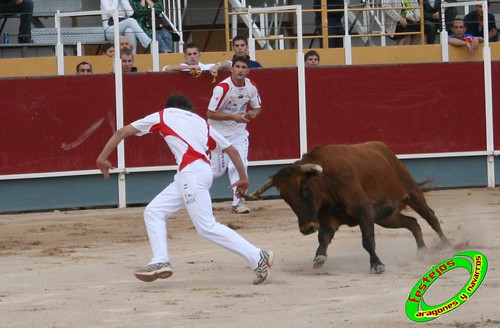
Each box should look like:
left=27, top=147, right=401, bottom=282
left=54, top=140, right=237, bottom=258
left=162, top=64, right=198, bottom=72
left=448, top=38, right=476, bottom=55
left=206, top=109, right=249, bottom=123
left=96, top=125, right=140, bottom=178
left=208, top=60, right=232, bottom=76
left=246, top=107, right=261, bottom=119
left=223, top=145, right=249, bottom=196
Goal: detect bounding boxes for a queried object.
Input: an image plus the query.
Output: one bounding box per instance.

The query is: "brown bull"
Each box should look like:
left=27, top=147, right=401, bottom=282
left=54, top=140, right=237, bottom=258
left=247, top=141, right=450, bottom=273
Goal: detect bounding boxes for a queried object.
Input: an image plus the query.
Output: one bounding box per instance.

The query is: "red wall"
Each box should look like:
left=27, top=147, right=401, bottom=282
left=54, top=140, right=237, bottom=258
left=0, top=62, right=498, bottom=175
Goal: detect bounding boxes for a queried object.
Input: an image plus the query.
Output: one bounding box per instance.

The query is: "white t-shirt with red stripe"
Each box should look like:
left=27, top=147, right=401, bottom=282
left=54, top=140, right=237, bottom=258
left=207, top=76, right=261, bottom=137
left=131, top=107, right=230, bottom=171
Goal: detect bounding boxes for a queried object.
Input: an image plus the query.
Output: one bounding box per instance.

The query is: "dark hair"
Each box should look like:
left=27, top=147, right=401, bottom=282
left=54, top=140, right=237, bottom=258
left=120, top=48, right=134, bottom=58
left=184, top=42, right=200, bottom=53
left=101, top=43, right=114, bottom=54
left=76, top=61, right=92, bottom=72
left=232, top=35, right=248, bottom=46
left=304, top=50, right=320, bottom=62
left=232, top=56, right=248, bottom=67
left=165, top=94, right=193, bottom=112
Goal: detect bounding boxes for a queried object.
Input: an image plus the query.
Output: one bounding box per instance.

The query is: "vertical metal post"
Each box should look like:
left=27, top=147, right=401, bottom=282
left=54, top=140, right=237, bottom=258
left=110, top=9, right=127, bottom=208
left=151, top=7, right=160, bottom=71
left=440, top=2, right=449, bottom=62
left=55, top=11, right=64, bottom=75
left=343, top=2, right=352, bottom=65
left=296, top=5, right=307, bottom=155
left=482, top=1, right=495, bottom=186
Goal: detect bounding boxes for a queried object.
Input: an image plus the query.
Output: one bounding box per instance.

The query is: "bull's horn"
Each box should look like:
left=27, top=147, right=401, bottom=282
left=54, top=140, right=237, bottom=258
left=300, top=163, right=323, bottom=174
left=244, top=179, right=274, bottom=200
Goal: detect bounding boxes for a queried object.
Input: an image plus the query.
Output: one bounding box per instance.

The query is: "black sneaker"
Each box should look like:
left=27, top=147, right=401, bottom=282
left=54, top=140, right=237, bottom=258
left=18, top=37, right=33, bottom=44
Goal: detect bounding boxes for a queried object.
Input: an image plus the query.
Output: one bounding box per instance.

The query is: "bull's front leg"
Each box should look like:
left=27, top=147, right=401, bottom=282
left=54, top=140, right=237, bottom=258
left=313, top=225, right=336, bottom=269
left=357, top=205, right=385, bottom=274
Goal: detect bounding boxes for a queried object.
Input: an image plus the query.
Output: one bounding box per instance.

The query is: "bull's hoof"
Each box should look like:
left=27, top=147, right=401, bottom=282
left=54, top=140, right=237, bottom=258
left=370, top=264, right=385, bottom=274
left=313, top=255, right=327, bottom=269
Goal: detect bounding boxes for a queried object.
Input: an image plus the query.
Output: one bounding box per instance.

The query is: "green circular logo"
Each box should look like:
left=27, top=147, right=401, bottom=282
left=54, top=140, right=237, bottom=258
left=405, top=250, right=488, bottom=322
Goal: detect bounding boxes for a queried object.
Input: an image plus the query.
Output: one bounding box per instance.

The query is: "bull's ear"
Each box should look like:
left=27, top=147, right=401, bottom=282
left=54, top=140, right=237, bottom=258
left=300, top=164, right=322, bottom=176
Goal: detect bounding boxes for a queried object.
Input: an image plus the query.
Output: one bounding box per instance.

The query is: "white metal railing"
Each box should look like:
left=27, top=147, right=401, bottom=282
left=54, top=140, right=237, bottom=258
left=439, top=0, right=494, bottom=187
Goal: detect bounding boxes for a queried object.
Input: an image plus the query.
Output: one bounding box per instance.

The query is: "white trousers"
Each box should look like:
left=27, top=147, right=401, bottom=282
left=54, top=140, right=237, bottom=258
left=105, top=18, right=151, bottom=54
left=144, top=159, right=260, bottom=269
left=211, top=131, right=249, bottom=207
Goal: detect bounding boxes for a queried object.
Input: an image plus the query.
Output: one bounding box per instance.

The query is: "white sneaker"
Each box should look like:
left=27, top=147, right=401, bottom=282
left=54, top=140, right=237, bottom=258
left=253, top=250, right=274, bottom=285
left=232, top=204, right=250, bottom=214
left=134, top=262, right=173, bottom=282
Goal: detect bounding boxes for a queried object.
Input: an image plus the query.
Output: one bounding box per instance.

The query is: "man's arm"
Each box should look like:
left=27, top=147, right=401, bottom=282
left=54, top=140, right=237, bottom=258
left=246, top=107, right=261, bottom=119
left=223, top=145, right=249, bottom=196
left=208, top=60, right=232, bottom=76
left=96, top=125, right=140, bottom=178
left=448, top=37, right=476, bottom=55
left=206, top=109, right=249, bottom=123
left=162, top=64, right=197, bottom=72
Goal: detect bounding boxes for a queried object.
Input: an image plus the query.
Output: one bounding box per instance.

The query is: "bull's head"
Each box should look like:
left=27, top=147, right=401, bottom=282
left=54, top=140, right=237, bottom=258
left=247, top=163, right=323, bottom=235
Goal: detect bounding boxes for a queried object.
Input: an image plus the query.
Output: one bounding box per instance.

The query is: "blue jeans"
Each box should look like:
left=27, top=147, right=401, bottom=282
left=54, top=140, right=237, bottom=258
left=147, top=28, right=173, bottom=53
left=0, top=0, right=33, bottom=39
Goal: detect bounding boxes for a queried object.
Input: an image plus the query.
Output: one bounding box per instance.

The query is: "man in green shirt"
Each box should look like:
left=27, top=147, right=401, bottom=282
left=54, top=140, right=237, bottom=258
left=130, top=0, right=173, bottom=53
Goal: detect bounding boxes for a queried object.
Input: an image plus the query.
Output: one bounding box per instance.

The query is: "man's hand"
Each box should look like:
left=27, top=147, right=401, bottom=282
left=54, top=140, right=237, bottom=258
left=96, top=158, right=114, bottom=179
left=233, top=112, right=250, bottom=123
left=228, top=178, right=249, bottom=198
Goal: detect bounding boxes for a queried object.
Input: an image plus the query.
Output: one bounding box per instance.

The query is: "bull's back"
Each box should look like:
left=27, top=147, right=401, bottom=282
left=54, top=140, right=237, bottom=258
left=304, top=142, right=419, bottom=197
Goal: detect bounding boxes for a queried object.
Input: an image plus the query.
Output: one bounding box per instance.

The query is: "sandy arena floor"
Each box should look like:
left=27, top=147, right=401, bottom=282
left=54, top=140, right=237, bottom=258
left=0, top=188, right=499, bottom=328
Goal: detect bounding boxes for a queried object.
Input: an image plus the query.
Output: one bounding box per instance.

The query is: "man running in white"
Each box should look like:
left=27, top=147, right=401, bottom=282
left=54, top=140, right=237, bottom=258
left=96, top=94, right=273, bottom=285
left=207, top=56, right=262, bottom=214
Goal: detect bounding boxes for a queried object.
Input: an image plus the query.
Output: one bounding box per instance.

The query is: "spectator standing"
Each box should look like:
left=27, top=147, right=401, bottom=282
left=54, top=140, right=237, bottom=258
left=96, top=93, right=274, bottom=285
left=121, top=48, right=138, bottom=72
left=231, top=35, right=262, bottom=68
left=313, top=0, right=344, bottom=48
left=448, top=18, right=483, bottom=55
left=0, top=0, right=33, bottom=43
left=100, top=0, right=151, bottom=54
left=76, top=62, right=93, bottom=75
left=464, top=2, right=497, bottom=42
left=207, top=56, right=262, bottom=215
left=130, top=0, right=173, bottom=53
left=382, top=0, right=421, bottom=45
left=422, top=0, right=457, bottom=44
left=304, top=50, right=320, bottom=67
left=162, top=42, right=231, bottom=75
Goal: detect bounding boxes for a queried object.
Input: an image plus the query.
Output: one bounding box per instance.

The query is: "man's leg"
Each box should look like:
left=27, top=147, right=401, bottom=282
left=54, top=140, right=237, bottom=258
left=0, top=0, right=33, bottom=42
left=18, top=0, right=32, bottom=42
left=143, top=181, right=184, bottom=265
left=425, top=21, right=437, bottom=44
left=226, top=133, right=249, bottom=211
left=180, top=161, right=261, bottom=268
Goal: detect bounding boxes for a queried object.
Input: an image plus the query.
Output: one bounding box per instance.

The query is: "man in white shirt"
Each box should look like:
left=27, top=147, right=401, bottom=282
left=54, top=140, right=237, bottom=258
left=207, top=56, right=262, bottom=214
left=96, top=94, right=273, bottom=285
left=162, top=42, right=231, bottom=75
